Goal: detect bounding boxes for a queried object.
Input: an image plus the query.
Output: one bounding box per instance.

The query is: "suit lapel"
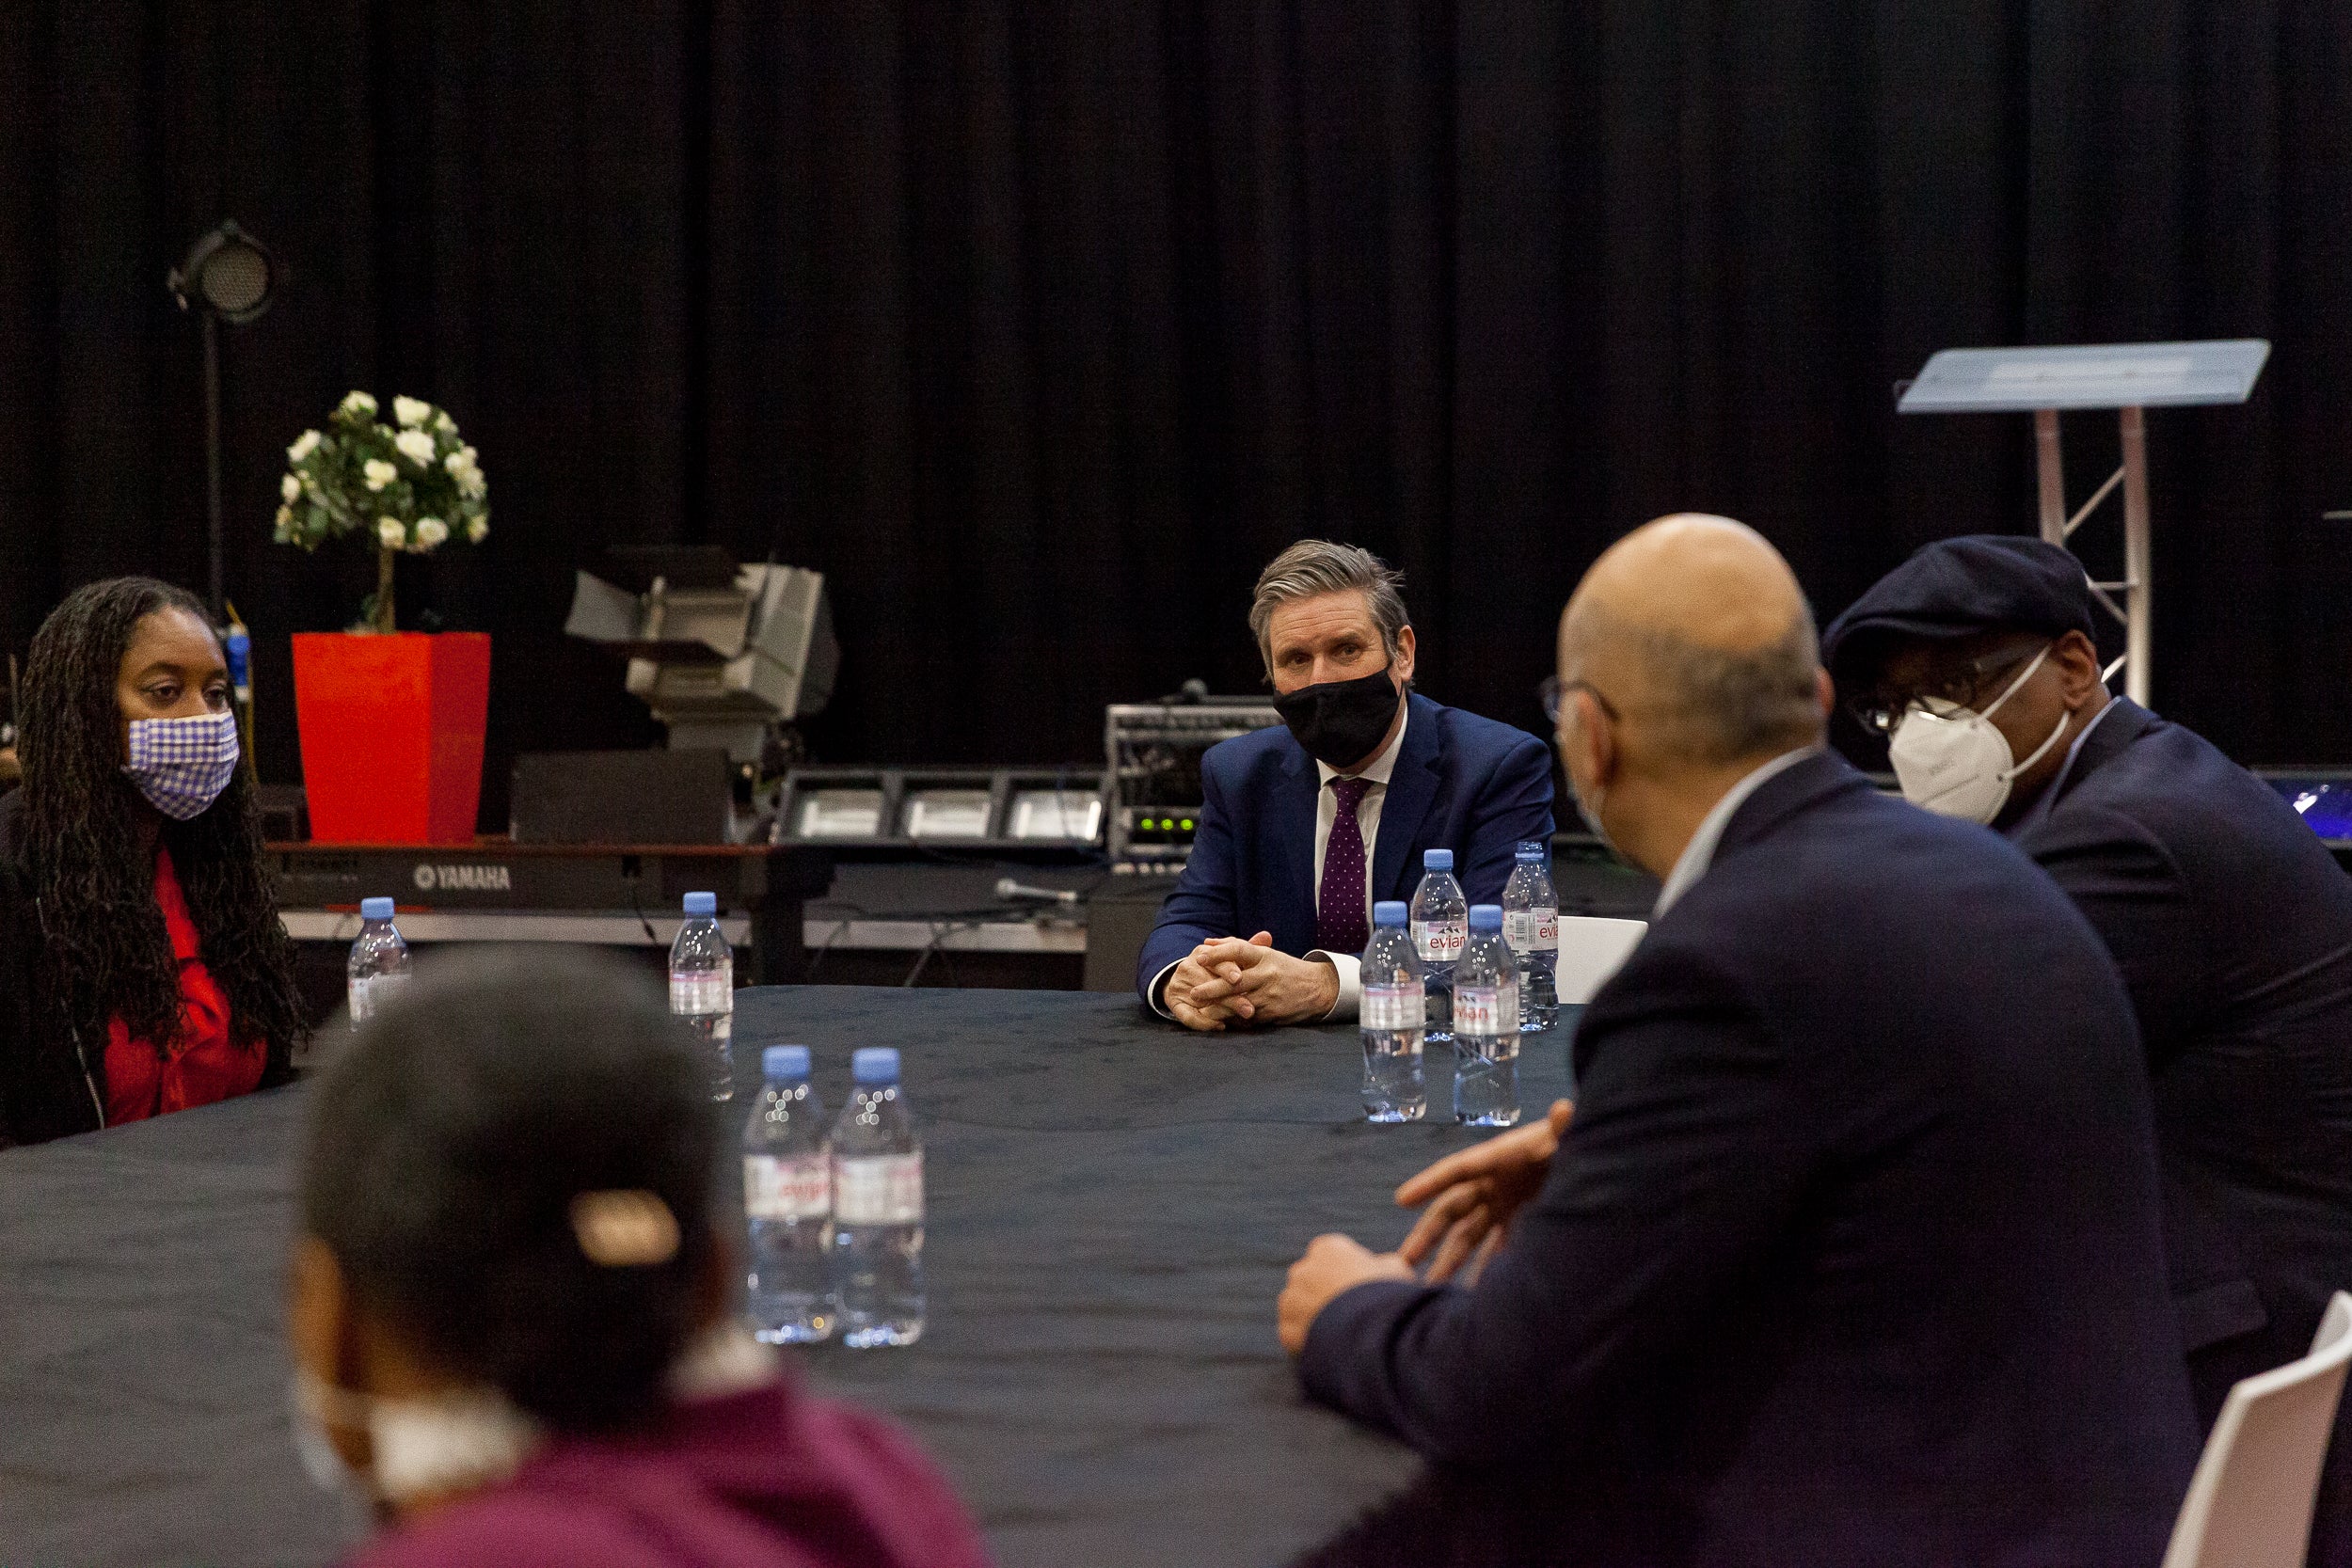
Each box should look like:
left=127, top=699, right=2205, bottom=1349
left=1372, top=697, right=1443, bottom=902
left=2045, top=698, right=2154, bottom=813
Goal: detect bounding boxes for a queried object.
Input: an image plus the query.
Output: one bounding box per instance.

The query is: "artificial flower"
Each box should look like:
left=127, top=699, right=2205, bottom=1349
left=415, top=516, right=450, bottom=549
left=364, top=459, right=398, bottom=491
left=394, top=428, right=437, bottom=467
left=288, top=429, right=321, bottom=463
left=465, top=517, right=489, bottom=543
left=280, top=472, right=301, bottom=502
left=393, top=395, right=433, bottom=429
left=340, top=390, right=378, bottom=418
left=377, top=516, right=406, bottom=548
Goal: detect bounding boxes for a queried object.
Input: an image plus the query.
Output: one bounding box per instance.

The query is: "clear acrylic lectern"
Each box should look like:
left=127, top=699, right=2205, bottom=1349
left=1898, top=339, right=2269, bottom=705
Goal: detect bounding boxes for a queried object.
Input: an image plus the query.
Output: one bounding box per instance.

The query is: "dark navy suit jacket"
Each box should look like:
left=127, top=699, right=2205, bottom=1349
left=2011, top=700, right=2352, bottom=1563
left=1301, top=752, right=2197, bottom=1568
left=1135, top=693, right=1552, bottom=1003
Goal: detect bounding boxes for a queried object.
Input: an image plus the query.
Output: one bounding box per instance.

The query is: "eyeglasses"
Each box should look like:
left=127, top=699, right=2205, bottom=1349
left=1848, top=640, right=2048, bottom=736
left=1538, top=676, right=1621, bottom=727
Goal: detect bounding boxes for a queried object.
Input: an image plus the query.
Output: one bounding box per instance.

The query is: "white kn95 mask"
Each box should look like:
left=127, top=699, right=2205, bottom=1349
left=1886, top=643, right=2068, bottom=825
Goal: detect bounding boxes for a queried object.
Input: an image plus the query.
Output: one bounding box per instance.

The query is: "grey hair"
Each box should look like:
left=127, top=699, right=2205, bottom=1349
left=1565, top=603, right=1824, bottom=767
left=1248, top=540, right=1409, bottom=670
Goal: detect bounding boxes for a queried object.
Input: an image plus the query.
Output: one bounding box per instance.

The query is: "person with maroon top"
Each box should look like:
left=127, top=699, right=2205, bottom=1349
left=0, top=577, right=304, bottom=1146
left=287, top=948, right=993, bottom=1568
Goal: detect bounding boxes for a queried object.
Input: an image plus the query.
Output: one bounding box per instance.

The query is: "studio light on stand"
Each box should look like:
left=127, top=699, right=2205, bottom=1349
left=167, top=220, right=281, bottom=623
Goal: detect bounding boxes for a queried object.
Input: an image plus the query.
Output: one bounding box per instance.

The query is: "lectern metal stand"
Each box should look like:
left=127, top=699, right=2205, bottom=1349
left=1899, top=340, right=2269, bottom=705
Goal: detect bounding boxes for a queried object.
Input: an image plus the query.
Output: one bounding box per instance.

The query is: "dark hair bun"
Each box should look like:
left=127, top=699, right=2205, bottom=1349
left=301, top=948, right=720, bottom=1430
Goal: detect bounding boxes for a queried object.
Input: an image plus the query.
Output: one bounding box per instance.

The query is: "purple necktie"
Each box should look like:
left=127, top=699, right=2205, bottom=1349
left=1317, top=776, right=1373, bottom=956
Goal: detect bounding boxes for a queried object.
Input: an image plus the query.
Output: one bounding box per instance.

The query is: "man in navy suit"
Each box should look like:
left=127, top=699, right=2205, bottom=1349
left=1279, top=516, right=2197, bottom=1567
left=1137, top=540, right=1552, bottom=1030
left=1825, top=533, right=2352, bottom=1566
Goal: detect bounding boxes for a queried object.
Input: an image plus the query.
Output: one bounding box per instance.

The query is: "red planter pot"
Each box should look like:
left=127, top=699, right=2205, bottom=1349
left=290, top=632, right=491, bottom=845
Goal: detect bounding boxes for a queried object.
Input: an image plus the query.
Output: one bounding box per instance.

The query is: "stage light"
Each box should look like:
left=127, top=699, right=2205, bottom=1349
left=168, top=220, right=285, bottom=620
left=903, top=788, right=993, bottom=840
left=796, top=788, right=885, bottom=840
left=1007, top=788, right=1103, bottom=843
left=168, top=221, right=280, bottom=325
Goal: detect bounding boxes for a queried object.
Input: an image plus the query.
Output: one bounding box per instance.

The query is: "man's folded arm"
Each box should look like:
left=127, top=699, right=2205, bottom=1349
left=1299, top=958, right=1807, bottom=1463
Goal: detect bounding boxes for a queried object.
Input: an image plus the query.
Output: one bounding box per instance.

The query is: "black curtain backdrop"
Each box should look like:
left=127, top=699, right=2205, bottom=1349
left=3, top=3, right=2348, bottom=829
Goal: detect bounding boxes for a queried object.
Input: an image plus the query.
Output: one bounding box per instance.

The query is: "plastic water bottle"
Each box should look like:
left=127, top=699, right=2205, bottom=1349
left=1409, top=848, right=1468, bottom=1045
left=1359, top=901, right=1425, bottom=1122
left=669, top=891, right=734, bottom=1101
left=743, top=1045, right=834, bottom=1344
left=1453, top=904, right=1521, bottom=1127
left=831, top=1048, right=926, bottom=1348
left=346, top=897, right=411, bottom=1029
left=1502, top=840, right=1560, bottom=1033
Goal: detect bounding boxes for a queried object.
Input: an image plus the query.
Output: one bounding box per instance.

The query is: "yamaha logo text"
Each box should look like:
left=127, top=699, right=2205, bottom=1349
left=411, top=863, right=513, bottom=893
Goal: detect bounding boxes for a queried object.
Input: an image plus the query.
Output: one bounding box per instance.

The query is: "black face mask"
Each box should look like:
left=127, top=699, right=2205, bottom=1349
left=1273, top=665, right=1403, bottom=769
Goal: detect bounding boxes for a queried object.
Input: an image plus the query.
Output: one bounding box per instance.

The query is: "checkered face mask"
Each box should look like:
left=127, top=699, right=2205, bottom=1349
left=122, top=709, right=241, bottom=820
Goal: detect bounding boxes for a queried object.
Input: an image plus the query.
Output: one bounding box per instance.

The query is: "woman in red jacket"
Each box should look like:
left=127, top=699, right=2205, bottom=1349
left=0, top=577, right=304, bottom=1143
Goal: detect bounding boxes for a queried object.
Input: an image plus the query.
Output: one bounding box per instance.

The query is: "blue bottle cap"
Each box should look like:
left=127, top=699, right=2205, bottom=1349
left=1469, top=904, right=1503, bottom=930
left=852, top=1047, right=901, bottom=1085
left=682, top=891, right=717, bottom=916
left=1422, top=847, right=1454, bottom=871
left=762, top=1044, right=811, bottom=1081
left=1372, top=900, right=1408, bottom=927
left=359, top=897, right=395, bottom=921
left=1515, top=840, right=1546, bottom=861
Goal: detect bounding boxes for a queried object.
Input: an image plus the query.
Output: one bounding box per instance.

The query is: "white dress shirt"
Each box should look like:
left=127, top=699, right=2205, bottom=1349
left=1652, top=747, right=1820, bottom=919
left=1150, top=704, right=1410, bottom=1023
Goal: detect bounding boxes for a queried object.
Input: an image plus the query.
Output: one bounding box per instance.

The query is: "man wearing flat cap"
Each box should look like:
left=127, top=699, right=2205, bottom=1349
left=1825, top=534, right=2352, bottom=1566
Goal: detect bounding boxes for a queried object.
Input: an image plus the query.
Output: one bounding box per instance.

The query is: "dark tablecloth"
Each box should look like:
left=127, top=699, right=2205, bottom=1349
left=0, top=985, right=1577, bottom=1568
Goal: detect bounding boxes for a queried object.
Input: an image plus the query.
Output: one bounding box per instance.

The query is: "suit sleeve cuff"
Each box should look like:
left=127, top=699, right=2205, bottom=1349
left=1303, top=951, right=1359, bottom=1022
left=1297, top=1276, right=1439, bottom=1409
left=1147, top=959, right=1182, bottom=1021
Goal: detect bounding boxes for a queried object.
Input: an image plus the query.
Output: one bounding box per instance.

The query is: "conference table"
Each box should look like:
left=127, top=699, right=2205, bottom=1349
left=0, top=985, right=1579, bottom=1568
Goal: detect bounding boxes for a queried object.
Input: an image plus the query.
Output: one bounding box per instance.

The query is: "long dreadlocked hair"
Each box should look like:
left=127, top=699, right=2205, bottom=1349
left=18, top=578, right=306, bottom=1090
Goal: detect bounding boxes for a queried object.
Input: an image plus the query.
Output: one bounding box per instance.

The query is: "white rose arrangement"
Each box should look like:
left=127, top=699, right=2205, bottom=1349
left=275, top=391, right=490, bottom=633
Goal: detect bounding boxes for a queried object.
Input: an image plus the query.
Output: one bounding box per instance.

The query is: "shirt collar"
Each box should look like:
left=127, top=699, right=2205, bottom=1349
left=2009, top=694, right=2118, bottom=832
left=1316, top=698, right=1410, bottom=789
left=1653, top=747, right=1820, bottom=918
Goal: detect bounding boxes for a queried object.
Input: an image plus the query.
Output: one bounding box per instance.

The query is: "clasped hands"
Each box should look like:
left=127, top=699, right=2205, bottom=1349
left=1277, top=1098, right=1575, bottom=1355
left=1165, top=932, right=1340, bottom=1032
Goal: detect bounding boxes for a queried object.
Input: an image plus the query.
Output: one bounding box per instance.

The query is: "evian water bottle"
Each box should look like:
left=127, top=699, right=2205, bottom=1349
left=1502, top=840, right=1560, bottom=1033
left=743, top=1045, right=834, bottom=1343
left=1359, top=901, right=1425, bottom=1121
left=669, top=891, right=734, bottom=1101
left=1408, top=848, right=1468, bottom=1046
left=831, top=1048, right=926, bottom=1348
left=1453, top=904, right=1522, bottom=1127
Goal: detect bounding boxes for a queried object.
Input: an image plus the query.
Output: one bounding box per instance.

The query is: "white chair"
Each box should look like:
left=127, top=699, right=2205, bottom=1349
left=1552, top=915, right=1646, bottom=1005
left=2162, top=1291, right=2352, bottom=1568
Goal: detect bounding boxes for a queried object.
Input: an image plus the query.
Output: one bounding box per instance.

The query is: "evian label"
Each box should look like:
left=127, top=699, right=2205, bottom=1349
left=744, top=1154, right=830, bottom=1221
left=835, top=1153, right=923, bottom=1226
left=670, top=969, right=732, bottom=1017
left=411, top=863, right=512, bottom=893
left=1504, top=908, right=1559, bottom=954
left=347, top=972, right=411, bottom=1022
left=1411, top=919, right=1466, bottom=964
left=1454, top=983, right=1518, bottom=1037
left=1362, top=982, right=1425, bottom=1034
